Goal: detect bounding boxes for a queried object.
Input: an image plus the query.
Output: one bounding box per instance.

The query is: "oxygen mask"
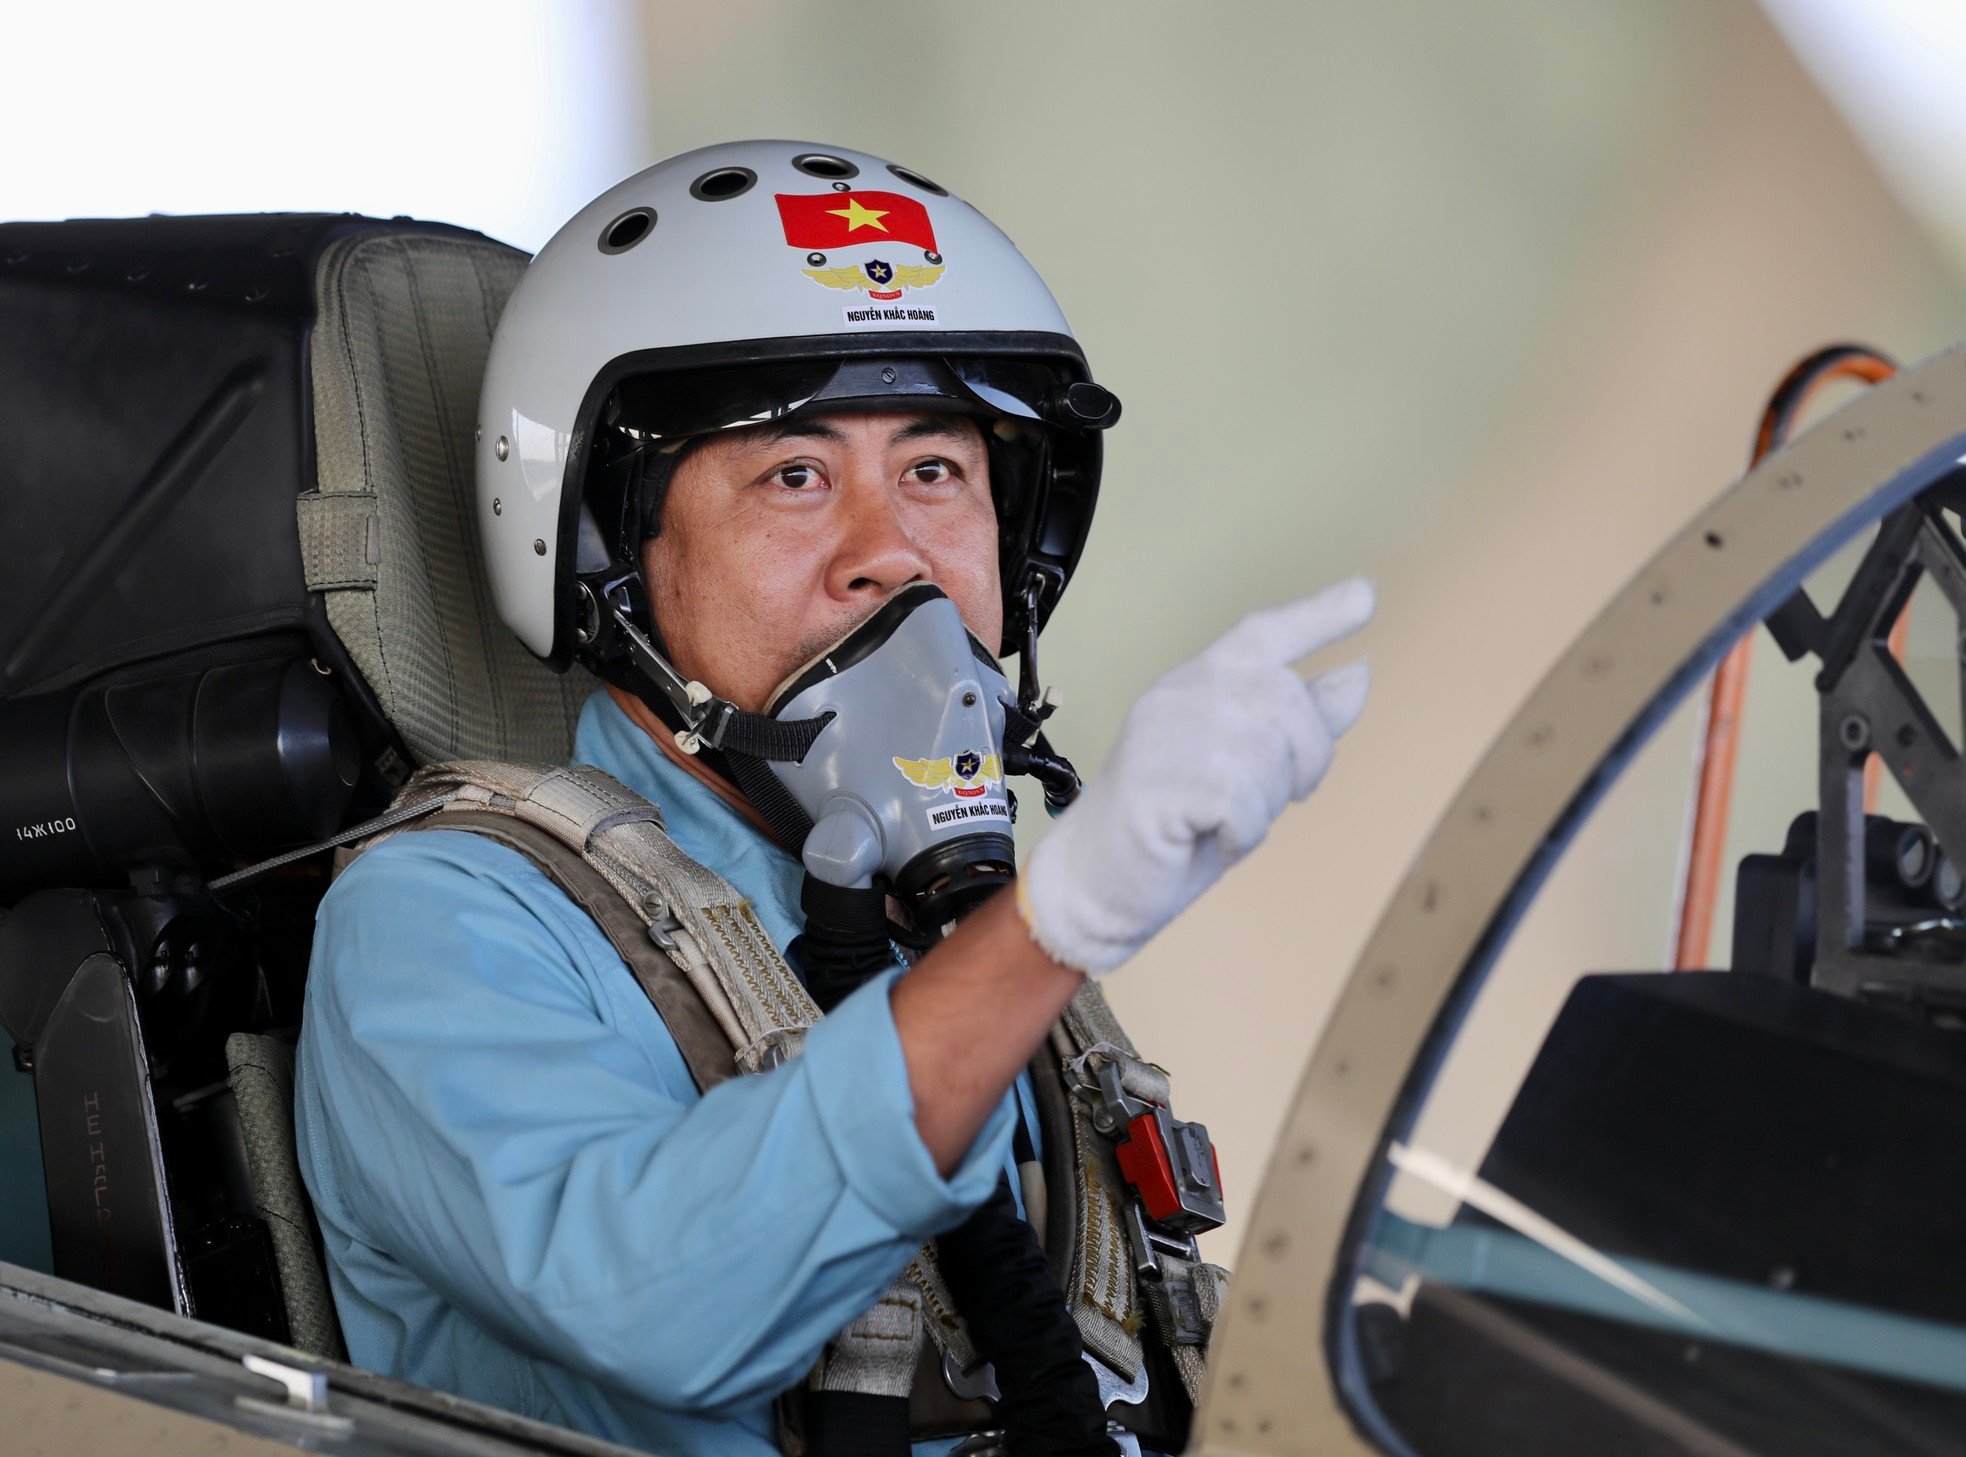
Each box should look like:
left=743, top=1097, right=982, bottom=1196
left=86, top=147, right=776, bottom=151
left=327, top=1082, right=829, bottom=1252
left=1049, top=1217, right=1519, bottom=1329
left=765, top=584, right=1017, bottom=929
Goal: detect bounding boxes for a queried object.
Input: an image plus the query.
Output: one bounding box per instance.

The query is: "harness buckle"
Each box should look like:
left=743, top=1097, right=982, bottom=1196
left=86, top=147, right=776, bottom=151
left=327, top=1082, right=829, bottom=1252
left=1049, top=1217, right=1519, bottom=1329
left=942, top=1349, right=1001, bottom=1403
left=1092, top=1061, right=1224, bottom=1234
left=1081, top=1056, right=1225, bottom=1281
left=1115, top=1103, right=1224, bottom=1236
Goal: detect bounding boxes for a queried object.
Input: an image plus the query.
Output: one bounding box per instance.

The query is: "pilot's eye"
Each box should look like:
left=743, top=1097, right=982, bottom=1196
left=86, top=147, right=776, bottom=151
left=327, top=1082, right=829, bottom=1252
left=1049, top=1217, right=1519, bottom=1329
left=909, top=459, right=954, bottom=485
left=774, top=462, right=821, bottom=490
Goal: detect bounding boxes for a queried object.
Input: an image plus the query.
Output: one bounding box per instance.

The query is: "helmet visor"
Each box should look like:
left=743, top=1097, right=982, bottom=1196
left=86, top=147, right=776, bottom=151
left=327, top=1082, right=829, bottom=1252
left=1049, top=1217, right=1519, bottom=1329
left=609, top=355, right=1074, bottom=440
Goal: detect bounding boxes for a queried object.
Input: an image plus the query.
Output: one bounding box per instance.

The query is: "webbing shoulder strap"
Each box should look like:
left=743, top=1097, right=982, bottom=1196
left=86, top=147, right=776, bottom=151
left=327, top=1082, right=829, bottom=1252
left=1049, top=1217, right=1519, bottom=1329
left=381, top=760, right=822, bottom=1076
left=414, top=809, right=737, bottom=1093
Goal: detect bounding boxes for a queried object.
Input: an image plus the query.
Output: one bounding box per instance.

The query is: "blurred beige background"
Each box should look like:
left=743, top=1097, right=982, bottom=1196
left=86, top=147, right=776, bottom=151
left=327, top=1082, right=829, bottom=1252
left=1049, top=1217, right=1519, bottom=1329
left=609, top=0, right=1966, bottom=1262
left=9, top=0, right=1965, bottom=1269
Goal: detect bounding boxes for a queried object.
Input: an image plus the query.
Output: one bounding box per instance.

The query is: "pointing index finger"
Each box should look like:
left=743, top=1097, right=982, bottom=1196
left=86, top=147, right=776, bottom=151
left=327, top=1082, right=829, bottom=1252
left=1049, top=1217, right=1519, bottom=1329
left=1212, top=576, right=1377, bottom=667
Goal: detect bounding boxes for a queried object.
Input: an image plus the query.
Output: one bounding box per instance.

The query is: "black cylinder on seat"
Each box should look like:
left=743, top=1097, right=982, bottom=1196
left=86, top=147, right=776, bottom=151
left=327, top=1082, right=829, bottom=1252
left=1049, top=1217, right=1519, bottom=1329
left=0, top=658, right=359, bottom=898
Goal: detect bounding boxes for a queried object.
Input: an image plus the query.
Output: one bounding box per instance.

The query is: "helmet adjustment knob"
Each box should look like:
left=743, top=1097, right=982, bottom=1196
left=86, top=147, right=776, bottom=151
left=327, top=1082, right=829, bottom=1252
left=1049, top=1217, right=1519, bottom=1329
left=1043, top=381, right=1122, bottom=431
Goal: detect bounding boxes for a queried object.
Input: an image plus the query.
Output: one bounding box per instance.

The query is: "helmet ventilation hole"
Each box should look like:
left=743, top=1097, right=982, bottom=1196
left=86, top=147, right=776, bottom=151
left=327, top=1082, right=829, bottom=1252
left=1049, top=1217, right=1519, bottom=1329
left=792, top=153, right=859, bottom=180
left=598, top=208, right=656, bottom=254
left=886, top=163, right=948, bottom=196
left=689, top=167, right=758, bottom=201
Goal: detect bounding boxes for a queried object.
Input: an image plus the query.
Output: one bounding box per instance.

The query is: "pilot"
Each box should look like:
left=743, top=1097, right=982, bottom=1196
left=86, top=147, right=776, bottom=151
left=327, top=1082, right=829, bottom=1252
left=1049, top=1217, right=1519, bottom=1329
left=294, top=142, right=1372, bottom=1457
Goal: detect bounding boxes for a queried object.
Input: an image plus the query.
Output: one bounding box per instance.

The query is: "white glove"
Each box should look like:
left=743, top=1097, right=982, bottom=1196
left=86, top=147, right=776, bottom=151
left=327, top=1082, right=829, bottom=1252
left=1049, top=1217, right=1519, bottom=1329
left=1018, top=577, right=1374, bottom=975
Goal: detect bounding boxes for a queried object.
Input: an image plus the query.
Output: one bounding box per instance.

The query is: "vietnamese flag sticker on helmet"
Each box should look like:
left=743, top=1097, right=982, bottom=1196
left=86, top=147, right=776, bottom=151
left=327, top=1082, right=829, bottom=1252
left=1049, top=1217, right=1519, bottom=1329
left=775, top=190, right=939, bottom=253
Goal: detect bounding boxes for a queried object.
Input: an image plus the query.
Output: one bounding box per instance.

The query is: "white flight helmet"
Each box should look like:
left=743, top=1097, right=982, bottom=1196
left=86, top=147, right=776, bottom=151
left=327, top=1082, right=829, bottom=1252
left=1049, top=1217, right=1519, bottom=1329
left=475, top=140, right=1118, bottom=758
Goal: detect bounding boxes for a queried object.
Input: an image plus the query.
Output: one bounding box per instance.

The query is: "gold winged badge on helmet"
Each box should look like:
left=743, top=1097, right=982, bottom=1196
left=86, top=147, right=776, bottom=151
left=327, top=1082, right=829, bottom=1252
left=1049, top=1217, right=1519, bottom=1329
left=802, top=263, right=947, bottom=293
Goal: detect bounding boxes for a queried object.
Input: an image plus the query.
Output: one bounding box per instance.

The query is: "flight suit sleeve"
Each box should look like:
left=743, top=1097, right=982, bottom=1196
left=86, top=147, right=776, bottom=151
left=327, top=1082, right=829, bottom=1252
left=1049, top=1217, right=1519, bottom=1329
left=295, top=830, right=1014, bottom=1414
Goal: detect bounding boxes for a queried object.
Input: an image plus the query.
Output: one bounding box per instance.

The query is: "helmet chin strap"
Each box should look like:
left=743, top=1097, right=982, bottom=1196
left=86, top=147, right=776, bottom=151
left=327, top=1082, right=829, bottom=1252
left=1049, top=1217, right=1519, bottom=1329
left=594, top=591, right=836, bottom=851
left=603, top=595, right=835, bottom=764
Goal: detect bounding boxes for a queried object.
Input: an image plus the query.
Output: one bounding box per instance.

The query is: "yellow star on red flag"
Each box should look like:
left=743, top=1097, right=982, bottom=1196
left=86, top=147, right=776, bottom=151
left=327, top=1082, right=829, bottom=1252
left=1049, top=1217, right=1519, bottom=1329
left=826, top=198, right=891, bottom=233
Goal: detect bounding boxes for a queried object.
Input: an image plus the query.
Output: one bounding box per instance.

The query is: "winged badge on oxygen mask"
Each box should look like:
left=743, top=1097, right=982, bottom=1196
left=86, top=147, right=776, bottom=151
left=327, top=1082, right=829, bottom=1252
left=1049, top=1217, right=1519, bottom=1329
left=893, top=750, right=1003, bottom=799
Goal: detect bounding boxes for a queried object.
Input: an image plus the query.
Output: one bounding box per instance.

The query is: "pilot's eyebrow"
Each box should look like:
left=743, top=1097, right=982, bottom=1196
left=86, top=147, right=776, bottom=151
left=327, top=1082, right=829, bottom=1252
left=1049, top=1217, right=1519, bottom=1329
left=889, top=415, right=978, bottom=445
left=749, top=418, right=848, bottom=446
left=747, top=415, right=977, bottom=448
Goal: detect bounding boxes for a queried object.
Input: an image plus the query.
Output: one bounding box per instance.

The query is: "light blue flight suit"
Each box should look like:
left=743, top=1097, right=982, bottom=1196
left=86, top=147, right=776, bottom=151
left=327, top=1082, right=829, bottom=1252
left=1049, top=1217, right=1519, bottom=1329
left=295, top=689, right=1028, bottom=1457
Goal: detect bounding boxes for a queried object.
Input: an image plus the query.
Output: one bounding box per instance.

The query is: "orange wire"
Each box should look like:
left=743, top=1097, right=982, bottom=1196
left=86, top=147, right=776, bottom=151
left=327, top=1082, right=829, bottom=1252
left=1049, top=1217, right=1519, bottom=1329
left=1749, top=353, right=1895, bottom=460
left=1675, top=638, right=1754, bottom=970
left=1673, top=353, right=1899, bottom=970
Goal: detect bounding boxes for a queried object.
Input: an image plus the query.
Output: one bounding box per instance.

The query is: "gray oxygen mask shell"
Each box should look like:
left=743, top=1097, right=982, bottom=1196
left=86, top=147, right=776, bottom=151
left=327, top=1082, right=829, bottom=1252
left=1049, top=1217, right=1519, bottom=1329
left=764, top=584, right=1016, bottom=927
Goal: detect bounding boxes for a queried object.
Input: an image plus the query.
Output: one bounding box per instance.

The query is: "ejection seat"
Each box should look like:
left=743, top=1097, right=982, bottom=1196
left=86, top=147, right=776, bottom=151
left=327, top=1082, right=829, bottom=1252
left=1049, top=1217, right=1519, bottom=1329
left=0, top=212, right=589, bottom=1357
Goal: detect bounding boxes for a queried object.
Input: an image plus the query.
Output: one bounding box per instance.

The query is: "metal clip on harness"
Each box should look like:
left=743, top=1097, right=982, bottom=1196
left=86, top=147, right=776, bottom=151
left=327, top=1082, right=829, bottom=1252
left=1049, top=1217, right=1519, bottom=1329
left=1075, top=1048, right=1225, bottom=1285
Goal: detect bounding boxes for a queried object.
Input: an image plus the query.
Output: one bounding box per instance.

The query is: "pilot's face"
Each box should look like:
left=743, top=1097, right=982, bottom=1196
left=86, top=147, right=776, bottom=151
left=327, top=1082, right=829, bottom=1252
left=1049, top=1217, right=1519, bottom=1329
left=642, top=410, right=1002, bottom=713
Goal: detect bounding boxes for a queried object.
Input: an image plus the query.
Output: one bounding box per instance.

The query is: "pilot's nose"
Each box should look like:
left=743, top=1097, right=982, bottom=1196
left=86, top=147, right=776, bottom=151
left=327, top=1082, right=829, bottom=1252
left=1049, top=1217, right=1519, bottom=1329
left=826, top=474, right=931, bottom=604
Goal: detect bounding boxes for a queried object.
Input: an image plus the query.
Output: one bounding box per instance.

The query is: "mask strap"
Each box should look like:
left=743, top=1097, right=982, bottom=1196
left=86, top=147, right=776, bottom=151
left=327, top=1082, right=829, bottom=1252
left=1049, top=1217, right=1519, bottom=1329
left=724, top=751, right=817, bottom=851
left=703, top=706, right=834, bottom=762
left=603, top=596, right=832, bottom=761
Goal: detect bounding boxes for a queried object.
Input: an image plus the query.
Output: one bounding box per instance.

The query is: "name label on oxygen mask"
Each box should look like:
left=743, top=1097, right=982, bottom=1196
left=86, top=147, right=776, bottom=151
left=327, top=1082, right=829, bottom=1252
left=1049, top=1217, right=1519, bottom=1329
left=928, top=797, right=1010, bottom=829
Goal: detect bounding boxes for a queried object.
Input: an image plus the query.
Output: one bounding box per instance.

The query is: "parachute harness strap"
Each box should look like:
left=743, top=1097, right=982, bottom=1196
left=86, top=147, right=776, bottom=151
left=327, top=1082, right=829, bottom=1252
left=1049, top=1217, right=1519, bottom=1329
left=1052, top=992, right=1232, bottom=1391
left=376, top=761, right=818, bottom=1072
